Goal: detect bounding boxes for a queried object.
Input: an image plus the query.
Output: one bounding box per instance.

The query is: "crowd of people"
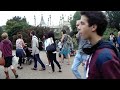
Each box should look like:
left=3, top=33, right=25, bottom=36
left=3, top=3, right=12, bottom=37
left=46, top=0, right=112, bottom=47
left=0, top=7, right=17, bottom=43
left=0, top=11, right=120, bottom=79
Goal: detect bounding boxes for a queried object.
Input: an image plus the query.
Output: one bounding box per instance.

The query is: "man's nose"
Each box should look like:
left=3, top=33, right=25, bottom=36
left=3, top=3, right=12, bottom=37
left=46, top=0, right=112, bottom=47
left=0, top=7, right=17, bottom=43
left=78, top=25, right=81, bottom=31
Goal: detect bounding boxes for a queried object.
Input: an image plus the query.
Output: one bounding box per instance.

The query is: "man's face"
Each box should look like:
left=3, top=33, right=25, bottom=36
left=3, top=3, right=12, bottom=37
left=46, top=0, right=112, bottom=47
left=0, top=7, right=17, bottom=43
left=30, top=32, right=32, bottom=37
left=76, top=20, right=80, bottom=31
left=78, top=15, right=93, bottom=40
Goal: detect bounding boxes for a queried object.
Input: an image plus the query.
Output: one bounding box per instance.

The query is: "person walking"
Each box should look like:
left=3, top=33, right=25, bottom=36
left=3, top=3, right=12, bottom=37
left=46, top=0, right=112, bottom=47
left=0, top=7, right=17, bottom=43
left=30, top=30, right=46, bottom=71
left=60, top=30, right=71, bottom=65
left=16, top=33, right=26, bottom=69
left=43, top=34, right=51, bottom=66
left=46, top=31, right=62, bottom=73
left=71, top=20, right=90, bottom=79
left=1, top=32, right=18, bottom=79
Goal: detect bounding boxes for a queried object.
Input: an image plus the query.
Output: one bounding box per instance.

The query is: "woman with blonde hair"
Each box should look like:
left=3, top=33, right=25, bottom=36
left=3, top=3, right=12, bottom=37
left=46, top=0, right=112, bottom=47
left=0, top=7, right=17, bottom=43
left=1, top=32, right=18, bottom=79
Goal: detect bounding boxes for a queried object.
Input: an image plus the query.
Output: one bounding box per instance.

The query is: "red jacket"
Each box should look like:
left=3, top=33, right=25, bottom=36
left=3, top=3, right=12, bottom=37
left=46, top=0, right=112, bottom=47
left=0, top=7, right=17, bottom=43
left=1, top=39, right=12, bottom=58
left=86, top=40, right=120, bottom=79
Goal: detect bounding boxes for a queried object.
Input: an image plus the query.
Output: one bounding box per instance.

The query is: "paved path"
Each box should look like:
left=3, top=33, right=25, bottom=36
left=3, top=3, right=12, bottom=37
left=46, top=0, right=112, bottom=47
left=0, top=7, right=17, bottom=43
left=0, top=51, right=84, bottom=79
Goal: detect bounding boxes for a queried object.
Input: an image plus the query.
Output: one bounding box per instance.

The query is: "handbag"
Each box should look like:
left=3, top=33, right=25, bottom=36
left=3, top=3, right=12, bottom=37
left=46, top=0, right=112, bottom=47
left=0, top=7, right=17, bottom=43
left=46, top=43, right=56, bottom=52
left=0, top=50, right=5, bottom=66
left=12, top=55, right=19, bottom=66
left=0, top=57, right=5, bottom=66
left=46, top=38, right=56, bottom=52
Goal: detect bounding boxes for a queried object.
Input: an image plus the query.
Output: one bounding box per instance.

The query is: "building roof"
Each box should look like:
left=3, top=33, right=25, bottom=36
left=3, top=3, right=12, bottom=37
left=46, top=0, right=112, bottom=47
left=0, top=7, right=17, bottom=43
left=39, top=14, right=46, bottom=26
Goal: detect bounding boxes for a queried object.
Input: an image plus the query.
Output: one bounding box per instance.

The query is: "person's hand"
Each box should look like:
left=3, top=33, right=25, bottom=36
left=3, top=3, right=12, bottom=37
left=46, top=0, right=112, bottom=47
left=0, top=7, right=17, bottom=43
left=116, top=44, right=119, bottom=47
left=31, top=53, right=34, bottom=56
left=82, top=62, right=85, bottom=66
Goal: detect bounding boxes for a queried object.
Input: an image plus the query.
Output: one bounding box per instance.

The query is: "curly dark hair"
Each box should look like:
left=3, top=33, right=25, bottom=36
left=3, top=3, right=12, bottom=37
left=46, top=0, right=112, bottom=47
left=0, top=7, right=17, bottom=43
left=80, top=11, right=108, bottom=36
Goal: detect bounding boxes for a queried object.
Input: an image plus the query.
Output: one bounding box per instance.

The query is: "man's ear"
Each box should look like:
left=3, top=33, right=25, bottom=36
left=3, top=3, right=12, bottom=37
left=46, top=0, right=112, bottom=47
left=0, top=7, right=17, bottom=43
left=91, top=24, right=97, bottom=32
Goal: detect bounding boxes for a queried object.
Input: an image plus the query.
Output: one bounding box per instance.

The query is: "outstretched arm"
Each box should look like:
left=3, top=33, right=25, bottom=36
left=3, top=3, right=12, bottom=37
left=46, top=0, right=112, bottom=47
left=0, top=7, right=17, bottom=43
left=61, top=34, right=65, bottom=43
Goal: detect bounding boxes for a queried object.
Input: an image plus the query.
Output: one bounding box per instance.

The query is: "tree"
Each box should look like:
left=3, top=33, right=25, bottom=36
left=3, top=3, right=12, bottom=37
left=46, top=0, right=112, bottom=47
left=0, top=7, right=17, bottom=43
left=62, top=25, right=70, bottom=34
left=0, top=26, right=4, bottom=41
left=70, top=11, right=80, bottom=31
left=5, top=16, right=30, bottom=38
left=106, top=11, right=120, bottom=31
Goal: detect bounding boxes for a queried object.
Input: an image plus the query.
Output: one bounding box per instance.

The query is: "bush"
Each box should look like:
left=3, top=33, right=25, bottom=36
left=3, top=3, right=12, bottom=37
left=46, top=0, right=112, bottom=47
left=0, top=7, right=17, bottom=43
left=72, top=35, right=78, bottom=50
left=103, top=28, right=118, bottom=41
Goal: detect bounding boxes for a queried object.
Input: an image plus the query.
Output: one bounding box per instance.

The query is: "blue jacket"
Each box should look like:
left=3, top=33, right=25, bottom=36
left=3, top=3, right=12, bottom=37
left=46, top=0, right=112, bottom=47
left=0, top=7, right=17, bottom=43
left=86, top=40, right=120, bottom=79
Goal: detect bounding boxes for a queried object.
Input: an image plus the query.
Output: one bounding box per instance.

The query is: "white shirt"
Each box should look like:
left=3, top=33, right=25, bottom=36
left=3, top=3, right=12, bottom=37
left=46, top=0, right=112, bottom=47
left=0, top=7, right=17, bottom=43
left=44, top=39, right=48, bottom=51
left=86, top=55, right=92, bottom=78
left=58, top=42, right=62, bottom=49
left=45, top=37, right=56, bottom=53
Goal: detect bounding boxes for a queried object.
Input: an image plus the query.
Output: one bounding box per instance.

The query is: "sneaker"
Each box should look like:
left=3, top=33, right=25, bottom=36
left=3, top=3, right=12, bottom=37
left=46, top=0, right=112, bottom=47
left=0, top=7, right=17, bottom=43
left=58, top=70, right=62, bottom=72
left=46, top=64, right=49, bottom=66
left=19, top=67, right=23, bottom=69
left=17, top=66, right=20, bottom=69
left=15, top=75, right=18, bottom=78
left=48, top=71, right=54, bottom=73
left=39, top=68, right=46, bottom=71
left=31, top=68, right=37, bottom=70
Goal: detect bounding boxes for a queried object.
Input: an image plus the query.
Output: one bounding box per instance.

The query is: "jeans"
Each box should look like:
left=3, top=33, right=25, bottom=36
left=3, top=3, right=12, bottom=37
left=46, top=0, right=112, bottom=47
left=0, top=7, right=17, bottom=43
left=33, top=54, right=45, bottom=69
left=71, top=51, right=88, bottom=79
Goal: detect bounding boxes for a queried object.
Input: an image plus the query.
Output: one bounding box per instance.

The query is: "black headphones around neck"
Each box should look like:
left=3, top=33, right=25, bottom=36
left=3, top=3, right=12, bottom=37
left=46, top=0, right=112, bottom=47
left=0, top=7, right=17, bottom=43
left=82, top=39, right=103, bottom=55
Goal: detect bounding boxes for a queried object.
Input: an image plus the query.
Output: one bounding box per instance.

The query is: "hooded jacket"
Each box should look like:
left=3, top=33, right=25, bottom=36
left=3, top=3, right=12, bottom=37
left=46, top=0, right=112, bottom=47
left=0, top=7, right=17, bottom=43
left=31, top=35, right=39, bottom=55
left=84, top=40, right=120, bottom=79
left=1, top=39, right=12, bottom=58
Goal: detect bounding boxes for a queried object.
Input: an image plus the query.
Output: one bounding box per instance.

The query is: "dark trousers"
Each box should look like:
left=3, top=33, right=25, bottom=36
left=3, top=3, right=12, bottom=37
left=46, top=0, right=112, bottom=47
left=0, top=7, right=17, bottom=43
left=118, top=44, right=120, bottom=52
left=33, top=54, right=45, bottom=69
left=18, top=57, right=22, bottom=66
left=48, top=52, right=61, bottom=72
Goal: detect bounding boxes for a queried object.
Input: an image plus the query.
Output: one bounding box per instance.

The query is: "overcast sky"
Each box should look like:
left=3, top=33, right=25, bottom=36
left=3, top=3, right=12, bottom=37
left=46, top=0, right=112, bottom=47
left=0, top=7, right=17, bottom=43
left=0, top=11, right=76, bottom=26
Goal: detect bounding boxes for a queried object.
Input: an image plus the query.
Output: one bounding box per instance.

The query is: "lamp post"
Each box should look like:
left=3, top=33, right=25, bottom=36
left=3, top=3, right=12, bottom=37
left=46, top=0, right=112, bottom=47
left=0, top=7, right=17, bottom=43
left=68, top=16, right=70, bottom=22
left=62, top=14, right=64, bottom=24
left=70, top=14, right=72, bottom=21
left=34, top=15, right=36, bottom=26
left=48, top=17, right=49, bottom=27
left=49, top=15, right=51, bottom=26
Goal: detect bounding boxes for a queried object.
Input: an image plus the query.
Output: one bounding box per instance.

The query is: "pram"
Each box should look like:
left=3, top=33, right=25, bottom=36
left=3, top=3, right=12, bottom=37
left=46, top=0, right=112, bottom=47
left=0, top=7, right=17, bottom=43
left=23, top=46, right=33, bottom=65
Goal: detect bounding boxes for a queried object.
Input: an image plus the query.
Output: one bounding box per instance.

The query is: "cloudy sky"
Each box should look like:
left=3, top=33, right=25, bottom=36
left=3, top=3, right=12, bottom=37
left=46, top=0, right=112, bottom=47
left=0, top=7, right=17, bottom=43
left=0, top=11, right=76, bottom=26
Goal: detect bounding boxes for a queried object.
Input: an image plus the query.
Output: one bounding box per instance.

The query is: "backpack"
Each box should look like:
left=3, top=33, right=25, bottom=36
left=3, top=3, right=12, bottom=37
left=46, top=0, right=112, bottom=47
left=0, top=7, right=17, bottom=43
left=38, top=41, right=44, bottom=51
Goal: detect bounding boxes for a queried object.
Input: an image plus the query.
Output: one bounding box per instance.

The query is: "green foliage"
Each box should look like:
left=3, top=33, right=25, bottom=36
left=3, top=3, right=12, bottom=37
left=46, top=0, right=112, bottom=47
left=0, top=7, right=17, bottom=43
left=70, top=11, right=80, bottom=31
left=106, top=11, right=120, bottom=31
left=72, top=35, right=78, bottom=50
left=103, top=28, right=118, bottom=40
left=62, top=25, right=70, bottom=34
left=5, top=16, right=30, bottom=37
left=0, top=26, right=4, bottom=41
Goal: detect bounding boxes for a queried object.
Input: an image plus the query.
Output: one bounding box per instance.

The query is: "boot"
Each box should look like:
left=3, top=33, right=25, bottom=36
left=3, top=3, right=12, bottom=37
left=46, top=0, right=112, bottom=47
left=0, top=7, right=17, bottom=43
left=4, top=71, right=10, bottom=79
left=11, top=69, right=18, bottom=78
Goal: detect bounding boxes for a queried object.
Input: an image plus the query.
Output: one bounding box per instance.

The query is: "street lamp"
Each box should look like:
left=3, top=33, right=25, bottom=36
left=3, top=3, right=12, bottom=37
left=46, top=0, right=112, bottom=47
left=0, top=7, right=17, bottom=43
left=68, top=16, right=70, bottom=22
left=49, top=15, right=51, bottom=26
left=34, top=15, right=36, bottom=26
left=48, top=17, right=49, bottom=27
left=62, top=14, right=64, bottom=24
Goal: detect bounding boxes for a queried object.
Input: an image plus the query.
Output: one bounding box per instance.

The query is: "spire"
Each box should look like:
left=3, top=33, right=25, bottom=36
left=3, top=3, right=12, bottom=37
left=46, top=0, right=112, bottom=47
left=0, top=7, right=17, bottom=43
left=34, top=15, right=36, bottom=26
left=40, top=14, right=46, bottom=27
